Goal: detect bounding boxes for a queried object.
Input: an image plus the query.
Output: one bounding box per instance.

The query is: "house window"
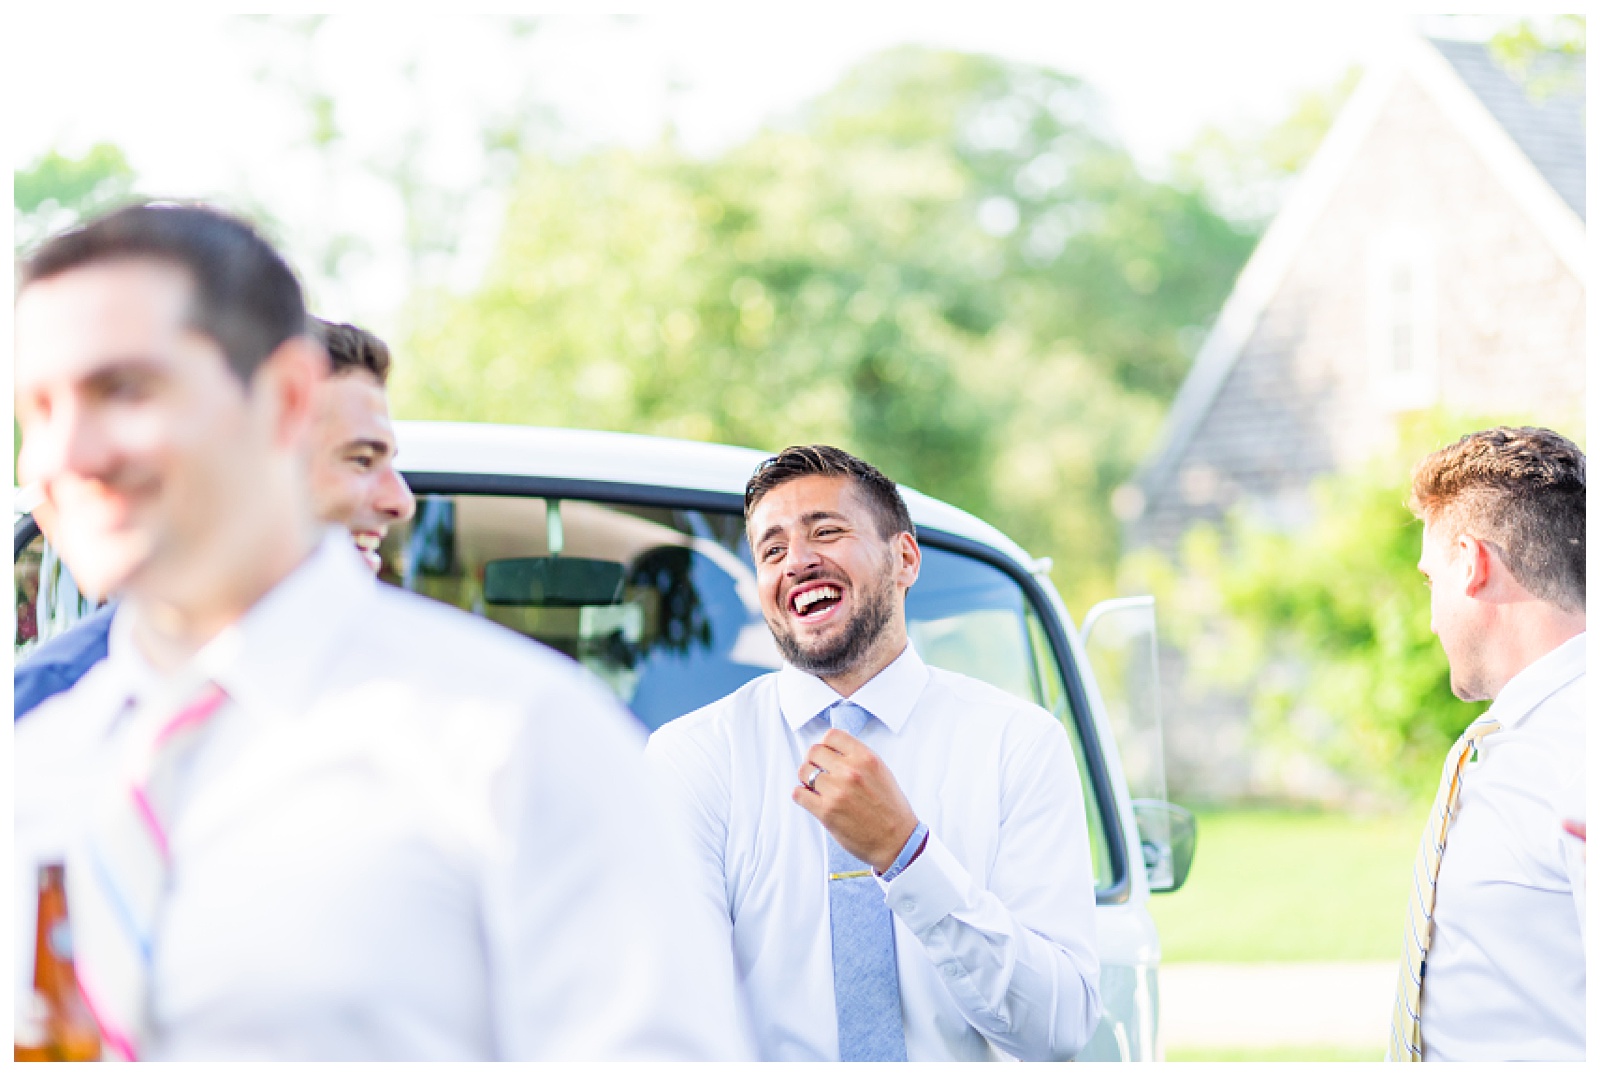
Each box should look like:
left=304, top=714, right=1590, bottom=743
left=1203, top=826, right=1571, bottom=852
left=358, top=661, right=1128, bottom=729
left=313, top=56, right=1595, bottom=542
left=1367, top=231, right=1437, bottom=410
left=1389, top=263, right=1414, bottom=375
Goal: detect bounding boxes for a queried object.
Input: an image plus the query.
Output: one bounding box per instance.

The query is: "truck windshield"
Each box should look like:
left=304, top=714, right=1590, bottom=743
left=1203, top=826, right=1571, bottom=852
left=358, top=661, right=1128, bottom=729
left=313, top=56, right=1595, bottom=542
left=382, top=495, right=1043, bottom=724
left=380, top=493, right=1113, bottom=889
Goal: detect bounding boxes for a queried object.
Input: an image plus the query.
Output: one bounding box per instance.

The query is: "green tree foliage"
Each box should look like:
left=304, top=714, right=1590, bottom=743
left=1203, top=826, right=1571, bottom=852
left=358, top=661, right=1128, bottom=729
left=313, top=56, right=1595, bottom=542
left=14, top=143, right=142, bottom=474
left=395, top=47, right=1256, bottom=610
left=1122, top=415, right=1572, bottom=798
left=14, top=143, right=139, bottom=255
left=1173, top=66, right=1362, bottom=227
left=1489, top=15, right=1585, bottom=101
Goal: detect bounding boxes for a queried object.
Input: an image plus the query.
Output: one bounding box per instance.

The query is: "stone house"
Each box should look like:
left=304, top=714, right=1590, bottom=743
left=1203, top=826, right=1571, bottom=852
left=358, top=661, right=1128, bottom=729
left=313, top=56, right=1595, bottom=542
left=1124, top=32, right=1585, bottom=801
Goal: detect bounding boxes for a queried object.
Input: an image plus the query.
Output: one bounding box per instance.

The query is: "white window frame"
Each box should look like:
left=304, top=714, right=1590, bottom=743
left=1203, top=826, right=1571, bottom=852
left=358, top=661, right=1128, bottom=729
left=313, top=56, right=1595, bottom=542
left=1366, top=229, right=1438, bottom=411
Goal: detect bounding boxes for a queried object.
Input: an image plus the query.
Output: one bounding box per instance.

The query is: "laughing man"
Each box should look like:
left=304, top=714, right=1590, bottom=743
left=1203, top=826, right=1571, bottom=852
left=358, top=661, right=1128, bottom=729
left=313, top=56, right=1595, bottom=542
left=647, top=444, right=1102, bottom=1061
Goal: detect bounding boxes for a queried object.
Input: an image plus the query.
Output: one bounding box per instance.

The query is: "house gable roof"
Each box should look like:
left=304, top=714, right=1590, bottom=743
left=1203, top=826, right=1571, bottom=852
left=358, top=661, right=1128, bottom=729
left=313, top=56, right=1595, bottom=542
left=1430, top=37, right=1585, bottom=220
left=1134, top=32, right=1586, bottom=510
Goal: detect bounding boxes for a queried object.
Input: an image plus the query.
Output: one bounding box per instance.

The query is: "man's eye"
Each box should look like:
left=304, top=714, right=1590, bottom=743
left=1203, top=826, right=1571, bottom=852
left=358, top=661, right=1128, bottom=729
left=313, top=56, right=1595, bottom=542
left=101, top=374, right=152, bottom=401
left=763, top=546, right=784, bottom=561
left=349, top=454, right=376, bottom=470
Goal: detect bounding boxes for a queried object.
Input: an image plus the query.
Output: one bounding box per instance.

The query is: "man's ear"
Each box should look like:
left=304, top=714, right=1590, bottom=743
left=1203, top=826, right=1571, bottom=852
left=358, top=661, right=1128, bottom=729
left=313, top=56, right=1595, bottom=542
left=894, top=531, right=921, bottom=590
left=252, top=335, right=329, bottom=449
left=1458, top=534, right=1493, bottom=598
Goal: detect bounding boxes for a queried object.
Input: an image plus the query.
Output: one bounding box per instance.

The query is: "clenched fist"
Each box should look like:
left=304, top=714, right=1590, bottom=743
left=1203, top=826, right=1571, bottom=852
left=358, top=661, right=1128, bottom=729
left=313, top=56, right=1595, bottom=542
left=795, top=727, right=919, bottom=874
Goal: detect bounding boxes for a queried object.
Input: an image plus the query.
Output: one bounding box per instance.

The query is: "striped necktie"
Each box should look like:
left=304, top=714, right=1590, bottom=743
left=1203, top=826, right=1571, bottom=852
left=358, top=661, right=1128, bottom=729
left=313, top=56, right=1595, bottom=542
left=68, top=680, right=230, bottom=1061
left=825, top=701, right=908, bottom=1062
left=1385, top=713, right=1501, bottom=1062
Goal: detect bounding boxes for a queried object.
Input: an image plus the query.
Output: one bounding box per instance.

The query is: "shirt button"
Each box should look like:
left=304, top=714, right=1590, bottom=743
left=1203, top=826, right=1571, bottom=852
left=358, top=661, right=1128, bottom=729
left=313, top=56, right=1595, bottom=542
left=943, top=962, right=961, bottom=978
left=900, top=900, right=917, bottom=916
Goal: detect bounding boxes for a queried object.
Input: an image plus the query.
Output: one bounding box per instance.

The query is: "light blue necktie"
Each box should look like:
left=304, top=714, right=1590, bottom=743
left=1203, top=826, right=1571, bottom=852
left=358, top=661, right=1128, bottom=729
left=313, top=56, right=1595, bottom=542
left=825, top=701, right=908, bottom=1062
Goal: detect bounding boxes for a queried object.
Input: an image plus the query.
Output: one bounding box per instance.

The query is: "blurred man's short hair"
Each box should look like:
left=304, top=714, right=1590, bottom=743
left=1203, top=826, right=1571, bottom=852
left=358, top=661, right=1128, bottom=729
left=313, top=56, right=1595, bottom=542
left=20, top=202, right=306, bottom=386
left=1409, top=426, right=1585, bottom=612
left=745, top=444, right=914, bottom=541
left=313, top=318, right=392, bottom=386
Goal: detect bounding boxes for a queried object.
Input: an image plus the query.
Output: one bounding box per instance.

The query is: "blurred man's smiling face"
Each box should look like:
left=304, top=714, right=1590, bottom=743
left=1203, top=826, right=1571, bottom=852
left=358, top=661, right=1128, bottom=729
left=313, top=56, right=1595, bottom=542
left=14, top=259, right=271, bottom=602
left=306, top=369, right=415, bottom=571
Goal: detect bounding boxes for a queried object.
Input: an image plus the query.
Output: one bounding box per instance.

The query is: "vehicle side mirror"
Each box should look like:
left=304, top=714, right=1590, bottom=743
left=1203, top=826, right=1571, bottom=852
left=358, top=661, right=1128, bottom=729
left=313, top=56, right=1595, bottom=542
left=1131, top=799, right=1197, bottom=893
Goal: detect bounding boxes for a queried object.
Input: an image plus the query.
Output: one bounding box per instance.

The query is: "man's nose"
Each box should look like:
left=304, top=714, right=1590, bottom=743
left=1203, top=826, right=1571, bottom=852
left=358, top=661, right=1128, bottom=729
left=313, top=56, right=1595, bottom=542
left=18, top=400, right=109, bottom=487
left=784, top=535, right=822, bottom=575
left=376, top=463, right=416, bottom=523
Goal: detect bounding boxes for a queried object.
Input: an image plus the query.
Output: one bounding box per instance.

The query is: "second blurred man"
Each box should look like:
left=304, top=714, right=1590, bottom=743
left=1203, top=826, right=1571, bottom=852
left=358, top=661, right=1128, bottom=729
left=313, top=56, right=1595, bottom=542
left=13, top=318, right=415, bottom=718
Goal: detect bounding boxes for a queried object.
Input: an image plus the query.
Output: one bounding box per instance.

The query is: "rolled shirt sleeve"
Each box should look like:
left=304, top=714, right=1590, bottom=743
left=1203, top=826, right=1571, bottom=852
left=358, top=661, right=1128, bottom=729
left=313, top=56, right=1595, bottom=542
left=879, top=717, right=1102, bottom=1061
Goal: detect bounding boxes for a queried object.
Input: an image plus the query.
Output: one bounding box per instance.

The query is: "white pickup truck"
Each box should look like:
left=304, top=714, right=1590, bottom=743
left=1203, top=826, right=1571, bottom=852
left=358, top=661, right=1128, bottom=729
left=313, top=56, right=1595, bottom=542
left=13, top=420, right=1196, bottom=1061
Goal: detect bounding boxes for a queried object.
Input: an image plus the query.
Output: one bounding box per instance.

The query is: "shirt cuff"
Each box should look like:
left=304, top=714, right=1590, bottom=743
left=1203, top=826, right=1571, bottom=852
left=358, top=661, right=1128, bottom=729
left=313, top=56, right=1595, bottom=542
left=877, top=821, right=928, bottom=882
left=878, top=830, right=972, bottom=935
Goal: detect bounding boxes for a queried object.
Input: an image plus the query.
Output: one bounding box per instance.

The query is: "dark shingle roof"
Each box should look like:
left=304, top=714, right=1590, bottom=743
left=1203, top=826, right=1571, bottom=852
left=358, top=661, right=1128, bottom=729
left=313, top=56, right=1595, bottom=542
left=1429, top=36, right=1585, bottom=220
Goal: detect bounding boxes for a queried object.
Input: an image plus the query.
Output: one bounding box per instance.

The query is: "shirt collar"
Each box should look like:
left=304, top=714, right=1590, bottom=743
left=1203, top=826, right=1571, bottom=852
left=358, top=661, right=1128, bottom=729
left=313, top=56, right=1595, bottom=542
left=195, top=529, right=375, bottom=722
left=112, top=529, right=375, bottom=726
left=105, top=602, right=166, bottom=706
left=1489, top=630, right=1586, bottom=730
left=60, top=605, right=166, bottom=742
left=776, top=641, right=929, bottom=734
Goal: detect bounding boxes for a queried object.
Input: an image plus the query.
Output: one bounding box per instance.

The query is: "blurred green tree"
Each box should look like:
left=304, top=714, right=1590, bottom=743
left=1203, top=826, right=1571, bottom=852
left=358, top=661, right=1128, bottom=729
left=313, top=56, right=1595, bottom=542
left=1490, top=15, right=1585, bottom=101
left=1173, top=67, right=1361, bottom=227
left=14, top=143, right=142, bottom=474
left=14, top=143, right=139, bottom=256
left=1121, top=414, right=1578, bottom=798
left=395, top=47, right=1257, bottom=611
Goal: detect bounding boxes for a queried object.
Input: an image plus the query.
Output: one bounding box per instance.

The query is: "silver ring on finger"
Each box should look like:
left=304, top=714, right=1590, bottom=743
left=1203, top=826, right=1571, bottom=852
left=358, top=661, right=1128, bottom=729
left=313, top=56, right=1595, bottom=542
left=804, top=764, right=826, bottom=792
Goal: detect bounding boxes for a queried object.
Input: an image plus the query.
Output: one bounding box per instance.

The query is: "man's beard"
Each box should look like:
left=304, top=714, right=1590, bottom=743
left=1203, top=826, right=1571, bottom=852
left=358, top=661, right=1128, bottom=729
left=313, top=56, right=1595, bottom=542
left=771, top=569, right=896, bottom=678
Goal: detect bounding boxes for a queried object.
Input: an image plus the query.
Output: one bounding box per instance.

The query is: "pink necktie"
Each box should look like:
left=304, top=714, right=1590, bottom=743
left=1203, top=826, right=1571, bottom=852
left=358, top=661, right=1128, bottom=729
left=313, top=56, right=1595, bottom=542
left=68, top=681, right=230, bottom=1061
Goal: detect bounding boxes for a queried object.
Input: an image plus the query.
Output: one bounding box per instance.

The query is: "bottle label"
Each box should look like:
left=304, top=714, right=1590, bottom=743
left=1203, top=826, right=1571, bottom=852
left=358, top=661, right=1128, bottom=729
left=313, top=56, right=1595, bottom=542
left=47, top=920, right=73, bottom=961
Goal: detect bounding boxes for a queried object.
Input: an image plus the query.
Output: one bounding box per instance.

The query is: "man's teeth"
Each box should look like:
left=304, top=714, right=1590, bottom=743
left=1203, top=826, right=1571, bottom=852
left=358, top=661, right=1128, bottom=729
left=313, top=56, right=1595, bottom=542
left=794, top=586, right=840, bottom=614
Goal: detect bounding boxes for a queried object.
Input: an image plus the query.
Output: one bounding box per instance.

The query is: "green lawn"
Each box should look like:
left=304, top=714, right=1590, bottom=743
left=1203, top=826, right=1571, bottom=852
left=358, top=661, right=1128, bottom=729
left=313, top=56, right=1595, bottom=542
left=1150, top=806, right=1426, bottom=962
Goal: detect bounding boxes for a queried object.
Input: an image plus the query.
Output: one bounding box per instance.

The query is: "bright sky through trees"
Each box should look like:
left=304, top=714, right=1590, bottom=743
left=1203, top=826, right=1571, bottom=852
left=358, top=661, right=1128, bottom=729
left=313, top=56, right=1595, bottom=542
left=9, top=8, right=1480, bottom=324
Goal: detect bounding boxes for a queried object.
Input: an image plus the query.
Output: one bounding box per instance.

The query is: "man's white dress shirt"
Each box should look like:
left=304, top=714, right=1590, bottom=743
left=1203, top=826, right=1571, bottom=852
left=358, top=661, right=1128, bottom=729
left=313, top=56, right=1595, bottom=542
left=646, top=642, right=1102, bottom=1061
left=1421, top=631, right=1586, bottom=1061
left=15, top=532, right=749, bottom=1061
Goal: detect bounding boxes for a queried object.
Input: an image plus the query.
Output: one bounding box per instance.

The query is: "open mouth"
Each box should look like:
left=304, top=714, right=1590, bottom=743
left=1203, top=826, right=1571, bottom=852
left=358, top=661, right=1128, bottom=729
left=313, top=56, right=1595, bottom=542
left=789, top=583, right=843, bottom=622
left=351, top=532, right=383, bottom=572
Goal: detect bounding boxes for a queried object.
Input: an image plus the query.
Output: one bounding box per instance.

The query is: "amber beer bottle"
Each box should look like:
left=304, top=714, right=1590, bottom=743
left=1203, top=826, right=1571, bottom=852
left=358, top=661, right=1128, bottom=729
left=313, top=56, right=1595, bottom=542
left=15, top=864, right=102, bottom=1061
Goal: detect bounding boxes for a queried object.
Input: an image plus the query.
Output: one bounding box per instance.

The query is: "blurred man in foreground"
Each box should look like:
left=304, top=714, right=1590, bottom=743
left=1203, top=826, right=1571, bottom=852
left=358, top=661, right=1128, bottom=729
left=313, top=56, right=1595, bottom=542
left=647, top=445, right=1101, bottom=1061
left=1387, top=426, right=1585, bottom=1062
left=12, top=203, right=747, bottom=1060
left=13, top=318, right=415, bottom=719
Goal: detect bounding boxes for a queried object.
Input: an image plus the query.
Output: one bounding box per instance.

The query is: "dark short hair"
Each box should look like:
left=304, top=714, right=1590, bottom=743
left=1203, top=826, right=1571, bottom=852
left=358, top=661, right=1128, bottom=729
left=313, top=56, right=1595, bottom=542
left=19, top=202, right=306, bottom=386
left=313, top=318, right=392, bottom=386
left=1409, top=426, right=1585, bottom=612
left=745, top=445, right=914, bottom=540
